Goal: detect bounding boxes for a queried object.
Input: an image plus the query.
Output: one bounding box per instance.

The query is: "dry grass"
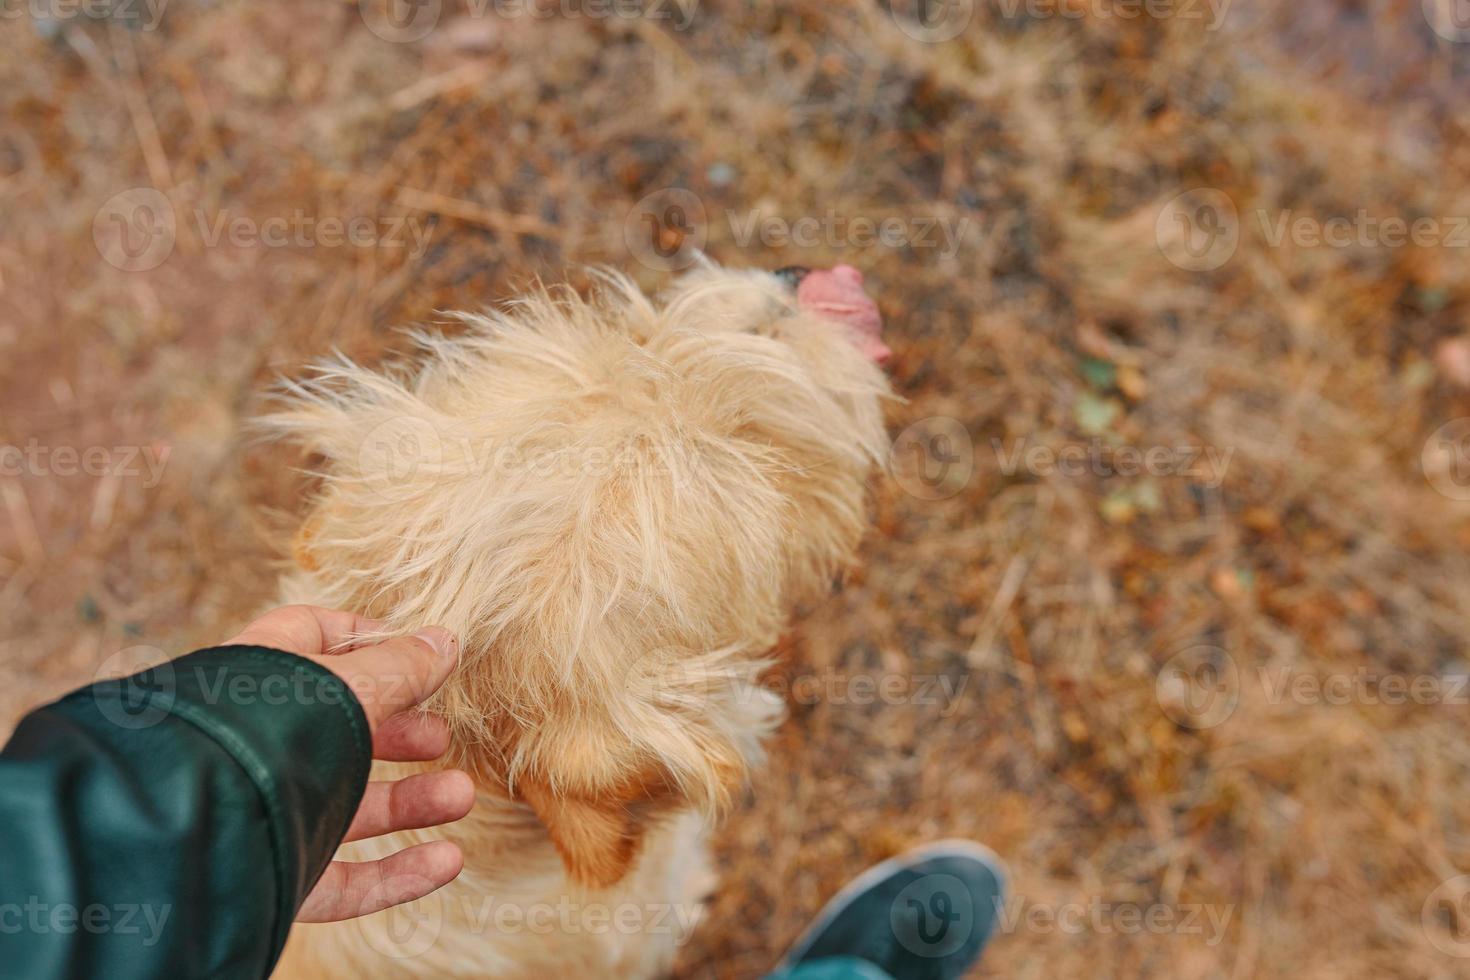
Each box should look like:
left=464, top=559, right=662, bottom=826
left=4, top=1, right=1470, bottom=977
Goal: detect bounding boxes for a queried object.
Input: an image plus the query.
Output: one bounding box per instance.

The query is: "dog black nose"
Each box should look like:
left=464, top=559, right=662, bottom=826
left=773, top=266, right=811, bottom=290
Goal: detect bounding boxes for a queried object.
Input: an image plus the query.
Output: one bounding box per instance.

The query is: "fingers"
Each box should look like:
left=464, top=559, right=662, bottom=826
left=230, top=608, right=473, bottom=926
left=373, top=710, right=452, bottom=761
left=343, top=771, right=475, bottom=843
left=330, top=628, right=459, bottom=730
left=296, top=840, right=464, bottom=923
left=225, top=606, right=460, bottom=734
left=226, top=605, right=384, bottom=658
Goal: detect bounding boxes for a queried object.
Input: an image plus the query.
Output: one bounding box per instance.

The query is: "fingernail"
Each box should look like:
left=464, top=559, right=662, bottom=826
left=414, top=628, right=459, bottom=664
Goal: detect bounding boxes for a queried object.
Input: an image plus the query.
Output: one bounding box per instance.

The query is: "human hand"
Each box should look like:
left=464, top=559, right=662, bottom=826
left=226, top=605, right=475, bottom=922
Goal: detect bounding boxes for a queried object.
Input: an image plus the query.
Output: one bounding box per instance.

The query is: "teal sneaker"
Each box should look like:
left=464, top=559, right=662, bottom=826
left=771, top=840, right=1007, bottom=980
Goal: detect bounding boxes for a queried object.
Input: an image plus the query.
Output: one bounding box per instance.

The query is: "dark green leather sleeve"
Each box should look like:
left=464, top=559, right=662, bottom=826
left=0, top=645, right=372, bottom=980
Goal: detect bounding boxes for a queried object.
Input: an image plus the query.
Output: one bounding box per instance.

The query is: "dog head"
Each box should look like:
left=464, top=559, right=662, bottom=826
left=265, top=264, right=891, bottom=887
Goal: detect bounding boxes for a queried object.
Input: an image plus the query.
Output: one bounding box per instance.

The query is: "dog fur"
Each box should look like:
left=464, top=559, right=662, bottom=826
left=266, top=264, right=890, bottom=977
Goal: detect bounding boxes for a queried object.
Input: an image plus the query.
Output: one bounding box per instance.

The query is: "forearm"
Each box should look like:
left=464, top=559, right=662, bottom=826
left=0, top=646, right=371, bottom=980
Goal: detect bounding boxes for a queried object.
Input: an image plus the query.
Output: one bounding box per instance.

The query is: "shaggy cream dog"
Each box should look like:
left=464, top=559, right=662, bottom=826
left=268, top=263, right=891, bottom=978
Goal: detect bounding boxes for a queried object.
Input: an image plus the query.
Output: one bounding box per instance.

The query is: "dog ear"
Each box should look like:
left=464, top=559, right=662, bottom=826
left=518, top=779, right=646, bottom=889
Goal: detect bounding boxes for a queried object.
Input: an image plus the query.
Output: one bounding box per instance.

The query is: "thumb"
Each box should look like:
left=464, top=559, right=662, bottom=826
left=312, top=627, right=459, bottom=732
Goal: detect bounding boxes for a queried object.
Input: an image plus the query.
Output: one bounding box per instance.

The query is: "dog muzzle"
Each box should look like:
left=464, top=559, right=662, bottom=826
left=780, top=264, right=892, bottom=365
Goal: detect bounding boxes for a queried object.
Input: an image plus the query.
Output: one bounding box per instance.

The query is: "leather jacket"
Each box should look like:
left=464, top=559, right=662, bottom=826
left=0, top=646, right=370, bottom=979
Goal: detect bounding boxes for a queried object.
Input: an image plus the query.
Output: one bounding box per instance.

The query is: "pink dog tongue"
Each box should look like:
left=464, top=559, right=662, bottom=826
left=796, top=265, right=892, bottom=364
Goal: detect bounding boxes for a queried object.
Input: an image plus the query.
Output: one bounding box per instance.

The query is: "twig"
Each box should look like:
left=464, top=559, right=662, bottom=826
left=387, top=61, right=500, bottom=113
left=966, top=553, right=1031, bottom=666
left=109, top=22, right=173, bottom=191
left=392, top=186, right=558, bottom=239
left=2, top=481, right=44, bottom=566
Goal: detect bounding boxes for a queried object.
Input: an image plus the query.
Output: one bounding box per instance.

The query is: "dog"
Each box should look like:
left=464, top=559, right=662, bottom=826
left=267, top=262, right=891, bottom=977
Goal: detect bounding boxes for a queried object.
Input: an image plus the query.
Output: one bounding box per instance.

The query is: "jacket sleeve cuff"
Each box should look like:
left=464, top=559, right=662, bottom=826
left=79, top=644, right=372, bottom=960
